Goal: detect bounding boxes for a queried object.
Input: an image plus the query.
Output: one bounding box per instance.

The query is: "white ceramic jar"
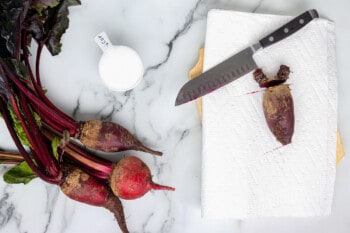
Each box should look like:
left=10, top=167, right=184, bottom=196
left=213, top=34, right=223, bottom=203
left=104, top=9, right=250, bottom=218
left=94, top=32, right=144, bottom=91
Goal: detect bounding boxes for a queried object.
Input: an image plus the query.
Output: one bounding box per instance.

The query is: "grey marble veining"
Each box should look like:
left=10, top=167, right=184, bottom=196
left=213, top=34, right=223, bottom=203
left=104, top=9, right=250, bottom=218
left=1, top=0, right=350, bottom=232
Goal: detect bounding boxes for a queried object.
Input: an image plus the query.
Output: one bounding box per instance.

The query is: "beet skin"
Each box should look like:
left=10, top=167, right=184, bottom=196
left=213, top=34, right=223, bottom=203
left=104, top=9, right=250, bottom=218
left=60, top=165, right=129, bottom=233
left=254, top=65, right=294, bottom=145
left=110, top=156, right=175, bottom=200
left=78, top=120, right=162, bottom=156
left=263, top=84, right=294, bottom=145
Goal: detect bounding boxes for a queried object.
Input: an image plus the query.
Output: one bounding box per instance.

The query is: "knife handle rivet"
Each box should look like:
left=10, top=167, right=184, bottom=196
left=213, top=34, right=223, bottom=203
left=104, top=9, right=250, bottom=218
left=269, top=36, right=274, bottom=42
left=299, top=18, right=305, bottom=24
left=284, top=28, right=289, bottom=33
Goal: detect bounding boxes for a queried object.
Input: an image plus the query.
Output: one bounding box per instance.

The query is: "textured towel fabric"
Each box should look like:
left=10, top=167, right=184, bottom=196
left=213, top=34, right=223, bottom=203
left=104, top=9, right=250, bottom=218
left=201, top=9, right=337, bottom=219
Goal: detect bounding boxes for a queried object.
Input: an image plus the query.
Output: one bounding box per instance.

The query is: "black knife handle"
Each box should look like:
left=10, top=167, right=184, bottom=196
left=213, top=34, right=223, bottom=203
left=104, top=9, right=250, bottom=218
left=259, top=9, right=319, bottom=48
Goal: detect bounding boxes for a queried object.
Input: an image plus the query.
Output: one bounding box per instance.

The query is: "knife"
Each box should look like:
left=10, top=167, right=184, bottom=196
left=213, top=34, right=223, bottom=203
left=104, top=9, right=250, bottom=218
left=175, top=9, right=319, bottom=106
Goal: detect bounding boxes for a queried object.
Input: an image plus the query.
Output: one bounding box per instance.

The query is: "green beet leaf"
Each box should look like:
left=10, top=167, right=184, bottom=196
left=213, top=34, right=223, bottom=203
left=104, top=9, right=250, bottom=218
left=0, top=79, right=8, bottom=102
left=8, top=105, right=32, bottom=148
left=3, top=161, right=37, bottom=184
left=51, top=131, right=70, bottom=161
left=0, top=0, right=29, bottom=57
left=6, top=59, right=30, bottom=82
left=44, top=0, right=81, bottom=56
left=51, top=137, right=61, bottom=161
left=67, top=0, right=82, bottom=6
left=1, top=0, right=80, bottom=57
left=32, top=0, right=60, bottom=15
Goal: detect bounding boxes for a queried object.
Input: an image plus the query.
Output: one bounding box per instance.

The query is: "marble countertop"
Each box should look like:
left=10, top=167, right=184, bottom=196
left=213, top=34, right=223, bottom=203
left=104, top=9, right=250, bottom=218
left=1, top=0, right=350, bottom=232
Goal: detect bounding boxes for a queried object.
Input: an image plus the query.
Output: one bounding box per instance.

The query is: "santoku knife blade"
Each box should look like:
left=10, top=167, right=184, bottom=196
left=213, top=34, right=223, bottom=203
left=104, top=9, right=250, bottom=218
left=175, top=9, right=319, bottom=106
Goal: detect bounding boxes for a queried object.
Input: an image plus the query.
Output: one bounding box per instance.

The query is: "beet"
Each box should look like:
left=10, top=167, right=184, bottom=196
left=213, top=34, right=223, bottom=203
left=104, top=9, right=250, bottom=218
left=254, top=65, right=294, bottom=145
left=60, top=165, right=129, bottom=233
left=78, top=120, right=162, bottom=156
left=109, top=156, right=175, bottom=200
left=263, top=84, right=294, bottom=145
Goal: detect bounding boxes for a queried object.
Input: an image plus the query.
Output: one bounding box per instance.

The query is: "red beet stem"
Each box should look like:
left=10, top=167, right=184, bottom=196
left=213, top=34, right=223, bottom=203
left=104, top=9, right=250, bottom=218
left=0, top=151, right=24, bottom=162
left=8, top=93, right=46, bottom=171
left=1, top=62, right=59, bottom=181
left=0, top=58, right=79, bottom=135
left=35, top=41, right=45, bottom=88
left=63, top=146, right=112, bottom=180
left=0, top=97, right=60, bottom=184
left=18, top=92, right=60, bottom=177
left=41, top=126, right=113, bottom=180
left=22, top=33, right=36, bottom=92
left=15, top=79, right=78, bottom=134
left=31, top=33, right=73, bottom=119
left=22, top=32, right=77, bottom=129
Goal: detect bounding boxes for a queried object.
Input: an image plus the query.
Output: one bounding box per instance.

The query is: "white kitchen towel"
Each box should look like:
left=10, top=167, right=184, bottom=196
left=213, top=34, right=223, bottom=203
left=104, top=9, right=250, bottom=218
left=201, top=9, right=337, bottom=219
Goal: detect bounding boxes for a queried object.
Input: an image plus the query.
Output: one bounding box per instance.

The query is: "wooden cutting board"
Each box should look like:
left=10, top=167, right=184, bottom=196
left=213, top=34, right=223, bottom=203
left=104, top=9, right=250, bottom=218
left=189, top=48, right=345, bottom=164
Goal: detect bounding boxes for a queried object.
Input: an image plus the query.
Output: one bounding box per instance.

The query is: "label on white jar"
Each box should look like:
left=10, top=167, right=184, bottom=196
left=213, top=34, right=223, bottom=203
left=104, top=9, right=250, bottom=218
left=94, top=32, right=112, bottom=52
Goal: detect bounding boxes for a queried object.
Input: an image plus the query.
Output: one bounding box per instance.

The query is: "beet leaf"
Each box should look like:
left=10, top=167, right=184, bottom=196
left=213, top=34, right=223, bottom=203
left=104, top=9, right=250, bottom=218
left=7, top=105, right=32, bottom=148
left=3, top=161, right=38, bottom=184
left=6, top=59, right=30, bottom=82
left=32, top=0, right=60, bottom=15
left=44, top=0, right=81, bottom=55
left=0, top=0, right=26, bottom=58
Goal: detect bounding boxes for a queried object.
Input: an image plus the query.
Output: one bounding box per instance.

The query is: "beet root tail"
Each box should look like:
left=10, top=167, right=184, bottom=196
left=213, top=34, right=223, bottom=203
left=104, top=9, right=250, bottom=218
left=104, top=193, right=129, bottom=233
left=149, top=181, right=175, bottom=191
left=133, top=142, right=163, bottom=156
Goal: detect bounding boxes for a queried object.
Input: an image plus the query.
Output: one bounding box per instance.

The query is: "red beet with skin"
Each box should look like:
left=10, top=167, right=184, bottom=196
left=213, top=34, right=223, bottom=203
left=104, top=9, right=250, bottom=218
left=110, top=156, right=175, bottom=200
left=253, top=65, right=294, bottom=145
left=78, top=120, right=162, bottom=156
left=60, top=165, right=129, bottom=233
left=263, top=84, right=294, bottom=145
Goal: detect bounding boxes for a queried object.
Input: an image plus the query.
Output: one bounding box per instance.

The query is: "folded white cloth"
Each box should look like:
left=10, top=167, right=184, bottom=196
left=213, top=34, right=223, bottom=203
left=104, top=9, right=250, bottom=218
left=201, top=9, right=337, bottom=219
